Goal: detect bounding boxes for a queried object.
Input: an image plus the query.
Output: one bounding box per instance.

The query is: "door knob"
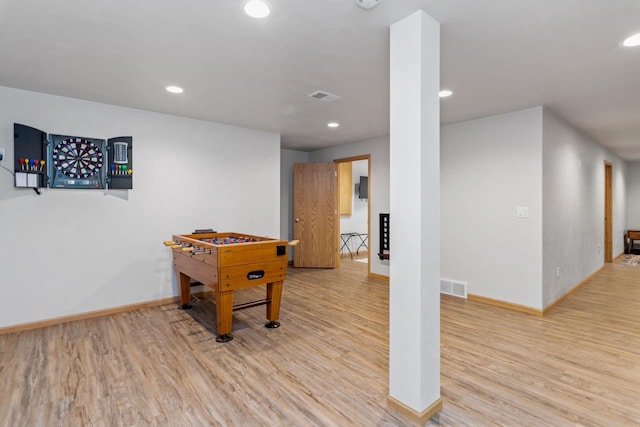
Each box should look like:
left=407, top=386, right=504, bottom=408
left=295, top=217, right=301, bottom=223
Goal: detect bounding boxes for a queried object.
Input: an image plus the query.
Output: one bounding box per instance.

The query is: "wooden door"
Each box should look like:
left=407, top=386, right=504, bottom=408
left=604, top=161, right=613, bottom=263
left=293, top=163, right=337, bottom=268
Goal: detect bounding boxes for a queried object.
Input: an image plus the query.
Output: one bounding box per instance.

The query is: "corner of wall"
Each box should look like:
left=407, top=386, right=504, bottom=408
left=540, top=108, right=627, bottom=307
left=441, top=108, right=543, bottom=308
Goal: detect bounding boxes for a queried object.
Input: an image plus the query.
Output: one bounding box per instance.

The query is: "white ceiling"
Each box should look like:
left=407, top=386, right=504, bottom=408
left=1, top=1, right=640, bottom=158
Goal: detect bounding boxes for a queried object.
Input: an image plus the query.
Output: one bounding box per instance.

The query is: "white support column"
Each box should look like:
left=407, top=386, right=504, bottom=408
left=388, top=10, right=441, bottom=421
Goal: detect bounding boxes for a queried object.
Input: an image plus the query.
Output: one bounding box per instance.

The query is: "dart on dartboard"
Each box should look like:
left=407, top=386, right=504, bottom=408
left=128, top=169, right=132, bottom=175
left=24, top=158, right=29, bottom=171
left=40, top=160, right=45, bottom=171
left=31, top=159, right=37, bottom=171
left=19, top=158, right=24, bottom=170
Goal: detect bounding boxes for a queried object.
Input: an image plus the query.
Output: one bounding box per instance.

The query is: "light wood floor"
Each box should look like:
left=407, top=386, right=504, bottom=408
left=1, top=260, right=640, bottom=426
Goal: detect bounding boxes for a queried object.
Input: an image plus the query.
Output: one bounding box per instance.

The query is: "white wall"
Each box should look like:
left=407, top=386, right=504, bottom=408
left=0, top=86, right=281, bottom=328
left=308, top=136, right=390, bottom=277
left=340, top=159, right=368, bottom=254
left=542, top=108, right=626, bottom=307
left=441, top=107, right=544, bottom=308
left=626, top=162, right=640, bottom=229
left=280, top=148, right=309, bottom=261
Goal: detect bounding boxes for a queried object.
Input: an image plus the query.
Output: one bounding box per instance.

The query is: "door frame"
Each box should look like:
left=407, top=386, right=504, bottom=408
left=334, top=154, right=371, bottom=273
left=604, top=161, right=613, bottom=263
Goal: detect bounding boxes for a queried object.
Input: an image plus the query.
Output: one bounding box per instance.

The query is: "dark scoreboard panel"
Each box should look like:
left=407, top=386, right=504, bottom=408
left=107, top=137, right=133, bottom=189
left=13, top=123, right=133, bottom=190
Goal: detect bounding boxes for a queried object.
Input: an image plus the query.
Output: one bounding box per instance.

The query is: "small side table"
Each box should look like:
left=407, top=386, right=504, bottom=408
left=625, top=230, right=640, bottom=254
left=340, top=232, right=368, bottom=258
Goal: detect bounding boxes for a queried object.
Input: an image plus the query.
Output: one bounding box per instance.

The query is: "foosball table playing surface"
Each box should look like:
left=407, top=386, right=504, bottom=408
left=164, top=231, right=291, bottom=342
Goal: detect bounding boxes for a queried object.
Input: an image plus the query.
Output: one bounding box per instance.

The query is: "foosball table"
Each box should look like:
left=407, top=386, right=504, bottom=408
left=164, top=231, right=296, bottom=342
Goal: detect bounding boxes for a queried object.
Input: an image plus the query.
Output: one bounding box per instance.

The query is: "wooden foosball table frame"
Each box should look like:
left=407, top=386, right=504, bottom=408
left=165, top=231, right=292, bottom=342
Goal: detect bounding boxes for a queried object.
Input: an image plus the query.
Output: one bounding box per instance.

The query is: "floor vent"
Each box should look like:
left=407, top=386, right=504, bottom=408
left=440, top=279, right=467, bottom=298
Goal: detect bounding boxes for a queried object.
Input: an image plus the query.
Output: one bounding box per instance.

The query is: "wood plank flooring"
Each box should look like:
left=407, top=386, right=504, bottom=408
left=1, top=259, right=640, bottom=426
left=437, top=262, right=640, bottom=426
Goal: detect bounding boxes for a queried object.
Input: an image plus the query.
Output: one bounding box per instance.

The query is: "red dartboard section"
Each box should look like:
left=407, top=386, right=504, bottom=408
left=53, top=138, right=104, bottom=179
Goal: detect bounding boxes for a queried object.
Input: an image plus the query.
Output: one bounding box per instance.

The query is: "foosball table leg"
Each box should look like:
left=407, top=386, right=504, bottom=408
left=265, top=280, right=283, bottom=329
left=178, top=272, right=193, bottom=310
left=215, top=289, right=234, bottom=342
left=216, top=334, right=233, bottom=343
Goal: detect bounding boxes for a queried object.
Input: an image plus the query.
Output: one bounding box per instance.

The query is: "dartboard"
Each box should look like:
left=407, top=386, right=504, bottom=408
left=53, top=138, right=103, bottom=178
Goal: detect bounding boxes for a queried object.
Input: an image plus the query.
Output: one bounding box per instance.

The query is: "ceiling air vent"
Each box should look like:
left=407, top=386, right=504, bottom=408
left=307, top=91, right=341, bottom=103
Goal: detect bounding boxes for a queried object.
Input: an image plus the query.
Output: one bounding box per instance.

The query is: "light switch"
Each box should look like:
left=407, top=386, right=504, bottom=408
left=516, top=207, right=529, bottom=218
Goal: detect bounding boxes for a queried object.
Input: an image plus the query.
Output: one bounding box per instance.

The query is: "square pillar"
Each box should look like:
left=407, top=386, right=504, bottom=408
left=388, top=9, right=442, bottom=422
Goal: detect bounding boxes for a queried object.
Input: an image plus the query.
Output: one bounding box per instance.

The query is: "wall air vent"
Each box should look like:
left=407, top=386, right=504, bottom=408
left=307, top=91, right=341, bottom=103
left=440, top=279, right=467, bottom=299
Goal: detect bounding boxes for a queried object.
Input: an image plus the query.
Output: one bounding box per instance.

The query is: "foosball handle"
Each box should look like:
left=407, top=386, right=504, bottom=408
left=164, top=241, right=184, bottom=250
left=182, top=247, right=194, bottom=252
left=288, top=240, right=300, bottom=246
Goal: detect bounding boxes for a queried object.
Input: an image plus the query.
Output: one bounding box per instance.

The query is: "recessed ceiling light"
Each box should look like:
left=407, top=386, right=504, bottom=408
left=356, top=0, right=382, bottom=10
left=244, top=1, right=270, bottom=18
left=622, top=33, right=640, bottom=47
left=166, top=85, right=184, bottom=94
left=439, top=89, right=453, bottom=98
left=327, top=122, right=340, bottom=128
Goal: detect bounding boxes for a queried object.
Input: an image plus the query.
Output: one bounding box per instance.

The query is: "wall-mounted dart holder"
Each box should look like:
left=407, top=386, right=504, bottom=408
left=106, top=137, right=133, bottom=189
left=13, top=123, right=133, bottom=190
left=13, top=124, right=48, bottom=188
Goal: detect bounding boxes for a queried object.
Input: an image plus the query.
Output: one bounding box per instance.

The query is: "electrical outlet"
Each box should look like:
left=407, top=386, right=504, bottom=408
left=0, top=147, right=4, bottom=162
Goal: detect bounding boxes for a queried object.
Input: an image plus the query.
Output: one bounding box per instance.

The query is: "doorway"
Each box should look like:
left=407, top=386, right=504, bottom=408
left=335, top=155, right=371, bottom=273
left=604, top=161, right=613, bottom=263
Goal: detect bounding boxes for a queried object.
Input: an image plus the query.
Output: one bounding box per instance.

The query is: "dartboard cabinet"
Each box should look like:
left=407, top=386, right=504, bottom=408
left=13, top=123, right=133, bottom=190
